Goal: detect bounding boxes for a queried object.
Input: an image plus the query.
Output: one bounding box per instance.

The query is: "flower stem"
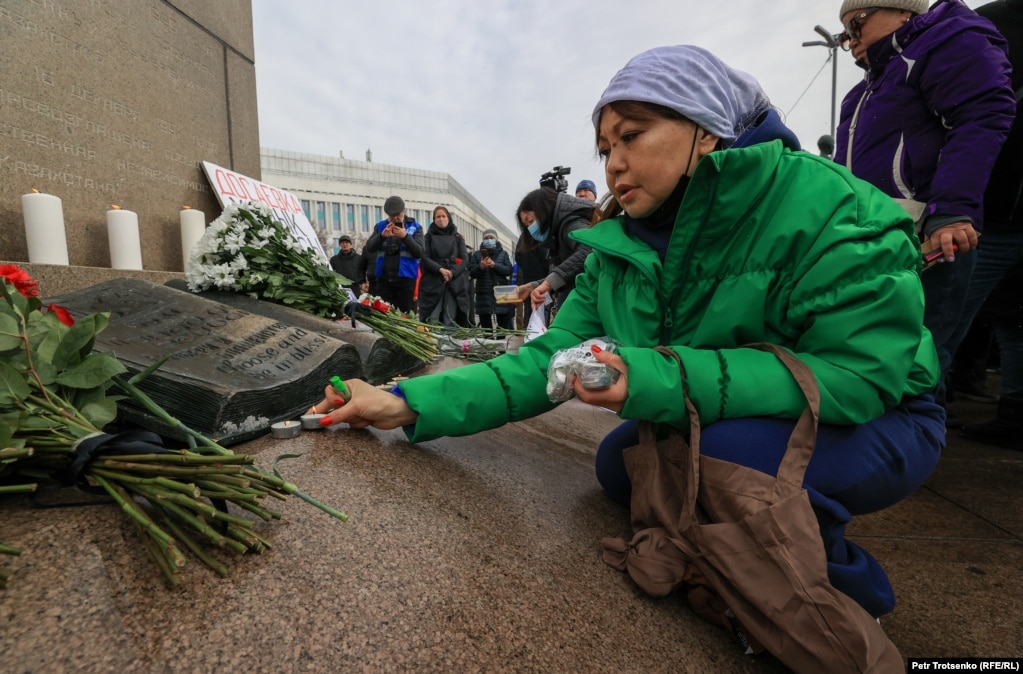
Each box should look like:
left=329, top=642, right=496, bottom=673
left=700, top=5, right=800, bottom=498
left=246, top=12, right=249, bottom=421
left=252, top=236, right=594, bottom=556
left=161, top=516, right=229, bottom=578
left=0, top=483, right=37, bottom=495
left=93, top=474, right=187, bottom=570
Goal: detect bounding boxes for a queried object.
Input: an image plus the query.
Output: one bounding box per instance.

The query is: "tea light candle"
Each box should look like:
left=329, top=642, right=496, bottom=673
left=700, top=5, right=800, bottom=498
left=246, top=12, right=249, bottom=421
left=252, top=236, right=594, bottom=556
left=270, top=420, right=302, bottom=439
left=179, top=206, right=205, bottom=270
left=300, top=413, right=327, bottom=429
left=106, top=206, right=143, bottom=270
left=22, top=190, right=70, bottom=265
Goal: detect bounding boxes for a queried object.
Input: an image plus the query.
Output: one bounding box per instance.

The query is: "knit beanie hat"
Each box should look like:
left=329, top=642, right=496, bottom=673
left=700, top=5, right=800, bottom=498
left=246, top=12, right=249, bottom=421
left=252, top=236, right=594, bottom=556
left=592, top=45, right=770, bottom=148
left=838, top=0, right=929, bottom=21
left=383, top=196, right=405, bottom=216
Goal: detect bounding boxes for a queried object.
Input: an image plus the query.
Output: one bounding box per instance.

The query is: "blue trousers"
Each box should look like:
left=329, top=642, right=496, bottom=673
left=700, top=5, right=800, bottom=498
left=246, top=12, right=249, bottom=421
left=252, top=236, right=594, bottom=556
left=945, top=230, right=1023, bottom=397
left=922, top=250, right=977, bottom=405
left=594, top=395, right=946, bottom=617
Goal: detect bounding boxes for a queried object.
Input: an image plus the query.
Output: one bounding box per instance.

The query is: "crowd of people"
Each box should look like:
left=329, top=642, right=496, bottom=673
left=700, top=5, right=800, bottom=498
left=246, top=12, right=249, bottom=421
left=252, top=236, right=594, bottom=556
left=327, top=0, right=1023, bottom=445
left=326, top=182, right=605, bottom=330
left=314, top=0, right=1020, bottom=665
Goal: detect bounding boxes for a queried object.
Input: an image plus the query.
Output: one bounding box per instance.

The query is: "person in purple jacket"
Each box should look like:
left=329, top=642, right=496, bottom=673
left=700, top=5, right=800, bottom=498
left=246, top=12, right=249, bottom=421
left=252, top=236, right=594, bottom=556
left=834, top=0, right=1016, bottom=414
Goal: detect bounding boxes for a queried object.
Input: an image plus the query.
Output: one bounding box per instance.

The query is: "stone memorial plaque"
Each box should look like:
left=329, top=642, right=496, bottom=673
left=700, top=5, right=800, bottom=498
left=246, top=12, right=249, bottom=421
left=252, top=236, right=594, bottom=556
left=0, top=0, right=258, bottom=272
left=163, top=279, right=426, bottom=384
left=48, top=278, right=362, bottom=445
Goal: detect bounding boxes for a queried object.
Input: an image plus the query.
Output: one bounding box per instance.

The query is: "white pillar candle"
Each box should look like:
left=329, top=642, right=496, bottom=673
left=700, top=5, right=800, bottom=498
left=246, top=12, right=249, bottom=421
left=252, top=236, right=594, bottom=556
left=106, top=207, right=143, bottom=270
left=179, top=207, right=205, bottom=270
left=21, top=191, right=70, bottom=265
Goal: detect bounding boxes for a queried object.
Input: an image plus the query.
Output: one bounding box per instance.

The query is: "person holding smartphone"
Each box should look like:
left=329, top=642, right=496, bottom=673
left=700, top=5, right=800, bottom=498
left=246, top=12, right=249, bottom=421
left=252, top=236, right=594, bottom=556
left=363, top=196, right=425, bottom=312
left=469, top=230, right=514, bottom=330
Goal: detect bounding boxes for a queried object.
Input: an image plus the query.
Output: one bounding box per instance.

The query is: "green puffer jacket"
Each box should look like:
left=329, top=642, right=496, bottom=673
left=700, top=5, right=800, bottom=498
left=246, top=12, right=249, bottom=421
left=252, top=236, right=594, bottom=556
left=400, top=141, right=939, bottom=442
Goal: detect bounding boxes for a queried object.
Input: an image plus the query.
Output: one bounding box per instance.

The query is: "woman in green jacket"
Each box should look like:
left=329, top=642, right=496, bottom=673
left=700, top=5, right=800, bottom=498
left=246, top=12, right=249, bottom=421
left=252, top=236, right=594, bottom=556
left=317, top=46, right=945, bottom=619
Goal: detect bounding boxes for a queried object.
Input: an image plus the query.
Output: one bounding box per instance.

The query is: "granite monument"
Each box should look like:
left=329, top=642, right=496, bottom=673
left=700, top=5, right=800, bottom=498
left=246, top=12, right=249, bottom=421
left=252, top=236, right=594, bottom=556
left=49, top=278, right=362, bottom=444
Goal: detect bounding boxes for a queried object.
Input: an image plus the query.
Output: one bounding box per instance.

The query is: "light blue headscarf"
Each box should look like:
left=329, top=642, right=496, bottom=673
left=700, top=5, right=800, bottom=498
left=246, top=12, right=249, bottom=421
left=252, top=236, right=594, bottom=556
left=591, top=45, right=771, bottom=148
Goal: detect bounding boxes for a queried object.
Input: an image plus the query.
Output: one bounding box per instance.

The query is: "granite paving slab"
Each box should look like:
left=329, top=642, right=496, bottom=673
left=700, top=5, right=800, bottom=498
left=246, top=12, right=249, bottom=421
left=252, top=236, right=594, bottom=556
left=0, top=400, right=784, bottom=673
left=2, top=368, right=1020, bottom=671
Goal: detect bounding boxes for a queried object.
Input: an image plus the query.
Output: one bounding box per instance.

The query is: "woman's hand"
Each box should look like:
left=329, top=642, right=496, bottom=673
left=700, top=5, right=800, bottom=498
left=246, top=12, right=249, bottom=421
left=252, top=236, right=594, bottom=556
left=311, top=379, right=418, bottom=430
left=440, top=268, right=453, bottom=282
left=928, top=221, right=979, bottom=261
left=530, top=281, right=551, bottom=309
left=573, top=347, right=629, bottom=413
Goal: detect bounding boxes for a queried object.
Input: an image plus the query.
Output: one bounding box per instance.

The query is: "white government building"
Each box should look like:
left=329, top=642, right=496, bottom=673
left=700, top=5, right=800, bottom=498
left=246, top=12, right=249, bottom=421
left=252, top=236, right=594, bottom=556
left=260, top=148, right=517, bottom=256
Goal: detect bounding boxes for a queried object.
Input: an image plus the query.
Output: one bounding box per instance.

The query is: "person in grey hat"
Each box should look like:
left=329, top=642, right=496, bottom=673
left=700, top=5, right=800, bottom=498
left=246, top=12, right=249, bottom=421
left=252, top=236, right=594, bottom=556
left=838, top=0, right=929, bottom=23
left=363, top=195, right=424, bottom=312
left=314, top=46, right=944, bottom=661
left=834, top=0, right=1016, bottom=424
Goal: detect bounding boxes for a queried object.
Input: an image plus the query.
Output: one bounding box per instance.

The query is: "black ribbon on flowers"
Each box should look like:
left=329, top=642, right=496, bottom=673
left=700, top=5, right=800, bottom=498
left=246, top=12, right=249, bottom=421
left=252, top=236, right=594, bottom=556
left=50, top=429, right=228, bottom=523
left=342, top=301, right=373, bottom=320
left=54, top=429, right=172, bottom=490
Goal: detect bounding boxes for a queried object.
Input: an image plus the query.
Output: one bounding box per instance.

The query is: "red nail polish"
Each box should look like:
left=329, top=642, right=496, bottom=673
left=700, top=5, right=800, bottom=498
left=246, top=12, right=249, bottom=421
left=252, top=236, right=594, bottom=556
left=591, top=345, right=602, bottom=354
left=319, top=415, right=334, bottom=427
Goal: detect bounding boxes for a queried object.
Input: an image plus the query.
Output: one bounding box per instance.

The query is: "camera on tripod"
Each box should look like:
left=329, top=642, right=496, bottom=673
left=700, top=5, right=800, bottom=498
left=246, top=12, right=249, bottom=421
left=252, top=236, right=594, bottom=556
left=539, top=165, right=571, bottom=193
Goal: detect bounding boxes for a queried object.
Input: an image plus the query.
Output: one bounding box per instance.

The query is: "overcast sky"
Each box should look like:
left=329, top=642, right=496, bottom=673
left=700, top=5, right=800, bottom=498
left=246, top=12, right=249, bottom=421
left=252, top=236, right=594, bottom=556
left=251, top=0, right=990, bottom=232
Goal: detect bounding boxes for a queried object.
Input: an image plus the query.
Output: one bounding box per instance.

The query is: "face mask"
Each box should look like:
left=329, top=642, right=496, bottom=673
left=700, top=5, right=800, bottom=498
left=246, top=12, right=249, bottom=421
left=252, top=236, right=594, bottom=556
left=527, top=221, right=549, bottom=243
left=482, top=239, right=497, bottom=249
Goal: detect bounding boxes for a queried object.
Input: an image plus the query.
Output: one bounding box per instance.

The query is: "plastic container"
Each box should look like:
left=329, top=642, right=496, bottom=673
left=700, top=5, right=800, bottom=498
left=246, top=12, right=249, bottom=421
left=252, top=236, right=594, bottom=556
left=494, top=285, right=521, bottom=304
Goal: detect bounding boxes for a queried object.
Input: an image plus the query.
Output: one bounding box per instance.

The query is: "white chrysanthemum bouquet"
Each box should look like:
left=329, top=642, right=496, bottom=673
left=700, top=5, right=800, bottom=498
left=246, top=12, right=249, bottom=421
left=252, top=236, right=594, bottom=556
left=185, top=202, right=437, bottom=361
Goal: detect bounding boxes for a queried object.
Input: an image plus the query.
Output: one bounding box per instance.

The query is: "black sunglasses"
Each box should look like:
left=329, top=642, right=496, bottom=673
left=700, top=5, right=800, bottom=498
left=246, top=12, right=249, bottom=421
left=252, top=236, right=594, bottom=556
left=839, top=7, right=882, bottom=50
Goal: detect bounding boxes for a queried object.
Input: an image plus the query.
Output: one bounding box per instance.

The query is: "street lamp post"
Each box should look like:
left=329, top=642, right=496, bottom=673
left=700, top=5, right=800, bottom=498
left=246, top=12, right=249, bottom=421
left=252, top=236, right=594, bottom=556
left=802, top=25, right=841, bottom=142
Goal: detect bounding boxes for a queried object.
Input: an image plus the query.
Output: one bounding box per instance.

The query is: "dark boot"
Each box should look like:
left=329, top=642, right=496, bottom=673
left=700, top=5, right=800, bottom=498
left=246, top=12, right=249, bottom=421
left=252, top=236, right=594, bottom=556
left=960, top=395, right=1023, bottom=451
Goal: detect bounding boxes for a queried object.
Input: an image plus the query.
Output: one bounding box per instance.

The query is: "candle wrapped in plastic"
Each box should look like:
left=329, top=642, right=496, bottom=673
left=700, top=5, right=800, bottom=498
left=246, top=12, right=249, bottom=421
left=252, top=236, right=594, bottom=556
left=546, top=337, right=620, bottom=402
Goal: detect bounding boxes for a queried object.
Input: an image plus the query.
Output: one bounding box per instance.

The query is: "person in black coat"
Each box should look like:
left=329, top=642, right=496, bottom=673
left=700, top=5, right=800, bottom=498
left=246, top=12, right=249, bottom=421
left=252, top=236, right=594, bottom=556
left=328, top=234, right=367, bottom=296
left=952, top=0, right=1023, bottom=443
left=418, top=206, right=470, bottom=327
left=468, top=229, right=515, bottom=330
left=514, top=188, right=594, bottom=311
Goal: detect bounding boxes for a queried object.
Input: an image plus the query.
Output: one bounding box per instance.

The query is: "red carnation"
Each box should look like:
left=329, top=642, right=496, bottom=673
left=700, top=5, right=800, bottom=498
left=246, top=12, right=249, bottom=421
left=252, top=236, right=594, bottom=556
left=0, top=265, right=74, bottom=325
left=44, top=303, right=75, bottom=326
left=0, top=264, right=40, bottom=298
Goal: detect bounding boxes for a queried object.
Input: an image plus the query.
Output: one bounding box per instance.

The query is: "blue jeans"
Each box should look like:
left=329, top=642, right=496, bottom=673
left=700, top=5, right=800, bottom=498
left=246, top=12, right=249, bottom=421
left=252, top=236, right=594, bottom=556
left=922, top=249, right=977, bottom=404
left=945, top=230, right=1023, bottom=397
left=594, top=395, right=946, bottom=618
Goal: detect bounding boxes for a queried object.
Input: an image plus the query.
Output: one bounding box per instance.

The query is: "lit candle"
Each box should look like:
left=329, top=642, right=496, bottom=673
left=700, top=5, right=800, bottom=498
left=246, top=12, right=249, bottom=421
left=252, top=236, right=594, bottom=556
left=270, top=420, right=302, bottom=439
left=106, top=205, right=143, bottom=270
left=21, top=189, right=70, bottom=265
left=179, top=206, right=205, bottom=270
